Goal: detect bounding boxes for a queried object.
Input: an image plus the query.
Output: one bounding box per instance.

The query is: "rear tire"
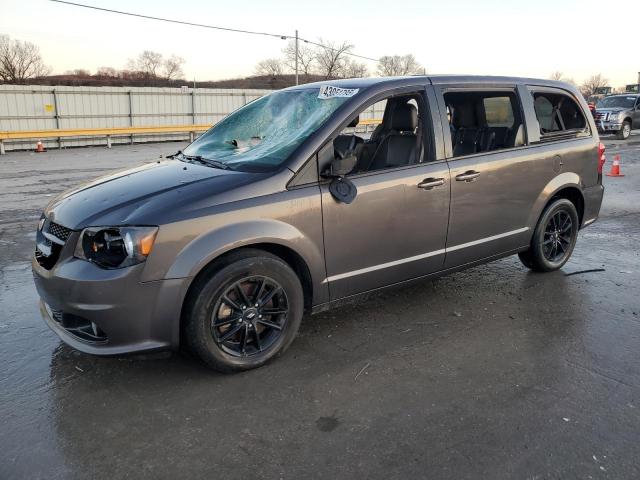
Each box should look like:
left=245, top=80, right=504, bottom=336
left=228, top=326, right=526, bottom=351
left=617, top=121, right=631, bottom=140
left=518, top=199, right=579, bottom=272
left=183, top=249, right=304, bottom=372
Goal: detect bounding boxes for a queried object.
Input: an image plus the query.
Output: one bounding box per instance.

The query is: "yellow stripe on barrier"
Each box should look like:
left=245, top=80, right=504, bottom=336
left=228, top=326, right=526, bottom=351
left=0, top=119, right=384, bottom=155
left=0, top=124, right=213, bottom=140
left=0, top=119, right=383, bottom=141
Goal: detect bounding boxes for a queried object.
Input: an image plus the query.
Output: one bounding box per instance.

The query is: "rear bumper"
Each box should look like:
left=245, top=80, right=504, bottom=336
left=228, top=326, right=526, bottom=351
left=581, top=184, right=604, bottom=228
left=32, top=254, right=188, bottom=356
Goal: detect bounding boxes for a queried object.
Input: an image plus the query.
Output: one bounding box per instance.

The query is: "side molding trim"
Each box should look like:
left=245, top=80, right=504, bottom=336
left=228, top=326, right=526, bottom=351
left=324, top=227, right=529, bottom=283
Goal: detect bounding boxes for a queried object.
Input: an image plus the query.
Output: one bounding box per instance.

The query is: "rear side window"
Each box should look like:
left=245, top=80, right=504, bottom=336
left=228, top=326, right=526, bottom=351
left=531, top=90, right=589, bottom=141
left=483, top=97, right=514, bottom=127
left=444, top=90, right=525, bottom=158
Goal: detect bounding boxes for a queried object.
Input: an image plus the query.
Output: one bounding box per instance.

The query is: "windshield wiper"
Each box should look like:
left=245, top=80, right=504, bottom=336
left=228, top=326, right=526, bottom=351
left=177, top=152, right=232, bottom=170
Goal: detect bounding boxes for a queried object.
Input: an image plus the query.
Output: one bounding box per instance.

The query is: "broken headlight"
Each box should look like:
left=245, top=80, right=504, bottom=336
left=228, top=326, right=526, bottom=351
left=74, top=226, right=158, bottom=269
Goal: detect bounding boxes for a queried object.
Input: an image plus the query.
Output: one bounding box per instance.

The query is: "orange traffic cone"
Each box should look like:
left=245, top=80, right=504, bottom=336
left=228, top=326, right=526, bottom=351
left=35, top=140, right=45, bottom=153
left=606, top=154, right=624, bottom=177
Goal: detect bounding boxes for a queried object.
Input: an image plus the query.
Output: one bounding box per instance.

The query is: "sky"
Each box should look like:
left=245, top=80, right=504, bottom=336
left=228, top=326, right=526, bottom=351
left=1, top=0, right=638, bottom=87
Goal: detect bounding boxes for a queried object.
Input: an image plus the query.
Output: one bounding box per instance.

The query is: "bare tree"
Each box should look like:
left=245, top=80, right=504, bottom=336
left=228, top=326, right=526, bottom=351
left=0, top=35, right=50, bottom=83
left=315, top=39, right=353, bottom=79
left=255, top=58, right=284, bottom=76
left=96, top=66, right=118, bottom=78
left=162, top=55, right=185, bottom=80
left=119, top=69, right=147, bottom=81
left=549, top=71, right=576, bottom=85
left=377, top=54, right=423, bottom=76
left=127, top=50, right=163, bottom=77
left=343, top=58, right=368, bottom=78
left=581, top=74, right=610, bottom=97
left=282, top=40, right=316, bottom=76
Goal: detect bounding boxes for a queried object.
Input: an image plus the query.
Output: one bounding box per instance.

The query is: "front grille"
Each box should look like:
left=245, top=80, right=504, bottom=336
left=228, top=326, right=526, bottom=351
left=49, top=307, right=108, bottom=344
left=47, top=221, right=73, bottom=242
left=595, top=112, right=609, bottom=121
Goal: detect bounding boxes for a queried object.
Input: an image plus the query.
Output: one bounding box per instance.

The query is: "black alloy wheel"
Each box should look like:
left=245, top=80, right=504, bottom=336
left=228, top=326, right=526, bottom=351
left=184, top=249, right=304, bottom=372
left=211, top=276, right=289, bottom=357
left=518, top=198, right=579, bottom=272
left=541, top=210, right=573, bottom=263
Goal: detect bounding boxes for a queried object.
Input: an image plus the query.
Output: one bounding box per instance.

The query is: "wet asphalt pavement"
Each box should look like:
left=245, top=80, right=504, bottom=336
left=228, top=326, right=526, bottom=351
left=1, top=139, right=639, bottom=479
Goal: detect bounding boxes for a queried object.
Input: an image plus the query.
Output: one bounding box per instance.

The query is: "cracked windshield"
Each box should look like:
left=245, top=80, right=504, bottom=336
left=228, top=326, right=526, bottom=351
left=183, top=88, right=352, bottom=171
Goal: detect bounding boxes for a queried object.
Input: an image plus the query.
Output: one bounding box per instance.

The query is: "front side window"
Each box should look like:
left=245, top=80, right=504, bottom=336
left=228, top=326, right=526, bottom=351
left=184, top=88, right=354, bottom=172
left=444, top=90, right=524, bottom=157
left=325, top=92, right=430, bottom=175
left=532, top=90, right=588, bottom=141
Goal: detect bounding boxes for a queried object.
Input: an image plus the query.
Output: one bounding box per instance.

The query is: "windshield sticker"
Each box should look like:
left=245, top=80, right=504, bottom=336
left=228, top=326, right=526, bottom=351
left=318, top=85, right=359, bottom=99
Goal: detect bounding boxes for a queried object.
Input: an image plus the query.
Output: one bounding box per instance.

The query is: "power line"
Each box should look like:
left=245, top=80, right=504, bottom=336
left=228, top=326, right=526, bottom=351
left=49, top=0, right=380, bottom=63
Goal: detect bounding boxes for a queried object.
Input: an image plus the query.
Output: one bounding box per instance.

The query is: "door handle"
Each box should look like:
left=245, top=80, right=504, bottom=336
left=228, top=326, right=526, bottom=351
left=417, top=177, right=445, bottom=190
left=455, top=170, right=480, bottom=182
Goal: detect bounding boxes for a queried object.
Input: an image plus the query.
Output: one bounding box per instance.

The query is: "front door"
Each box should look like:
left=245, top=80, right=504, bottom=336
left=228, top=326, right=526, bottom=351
left=321, top=161, right=451, bottom=299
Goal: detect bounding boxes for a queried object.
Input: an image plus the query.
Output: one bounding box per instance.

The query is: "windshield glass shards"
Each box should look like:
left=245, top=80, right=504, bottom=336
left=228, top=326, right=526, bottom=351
left=183, top=88, right=355, bottom=172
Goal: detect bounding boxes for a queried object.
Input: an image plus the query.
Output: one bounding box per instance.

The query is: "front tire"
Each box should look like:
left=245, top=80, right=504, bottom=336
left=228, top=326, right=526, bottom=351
left=617, top=121, right=631, bottom=140
left=518, top=199, right=579, bottom=272
left=183, top=249, right=304, bottom=372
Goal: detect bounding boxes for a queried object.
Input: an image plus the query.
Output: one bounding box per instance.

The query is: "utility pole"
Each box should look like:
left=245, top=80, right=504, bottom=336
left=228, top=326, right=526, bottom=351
left=295, top=30, right=299, bottom=85
left=191, top=77, right=196, bottom=128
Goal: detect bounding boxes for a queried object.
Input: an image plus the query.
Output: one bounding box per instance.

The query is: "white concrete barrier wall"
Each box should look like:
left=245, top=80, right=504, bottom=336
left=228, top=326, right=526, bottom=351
left=0, top=84, right=385, bottom=152
left=0, top=85, right=271, bottom=151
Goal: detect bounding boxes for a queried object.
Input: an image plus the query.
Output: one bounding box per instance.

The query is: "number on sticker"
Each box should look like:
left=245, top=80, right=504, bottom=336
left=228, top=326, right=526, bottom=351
left=318, top=85, right=359, bottom=99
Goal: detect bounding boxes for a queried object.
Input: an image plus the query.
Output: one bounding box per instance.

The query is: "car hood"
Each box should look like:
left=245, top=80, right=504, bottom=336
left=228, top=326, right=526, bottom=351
left=595, top=107, right=628, bottom=113
left=44, top=160, right=264, bottom=229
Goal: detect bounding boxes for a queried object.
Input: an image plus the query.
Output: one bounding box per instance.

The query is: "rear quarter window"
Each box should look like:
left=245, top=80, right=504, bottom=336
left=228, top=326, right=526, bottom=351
left=530, top=89, right=589, bottom=142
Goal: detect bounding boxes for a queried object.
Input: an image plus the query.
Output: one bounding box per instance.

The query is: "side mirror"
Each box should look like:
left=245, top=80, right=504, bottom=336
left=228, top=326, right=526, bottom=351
left=328, top=154, right=358, bottom=177
left=322, top=155, right=358, bottom=204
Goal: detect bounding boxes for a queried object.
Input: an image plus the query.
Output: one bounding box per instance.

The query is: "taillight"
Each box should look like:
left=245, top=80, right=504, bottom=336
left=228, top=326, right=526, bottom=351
left=597, top=141, right=606, bottom=174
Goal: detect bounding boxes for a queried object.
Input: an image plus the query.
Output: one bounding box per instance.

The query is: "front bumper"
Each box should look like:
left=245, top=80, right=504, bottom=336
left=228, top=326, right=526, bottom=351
left=32, top=241, right=188, bottom=356
left=596, top=121, right=622, bottom=133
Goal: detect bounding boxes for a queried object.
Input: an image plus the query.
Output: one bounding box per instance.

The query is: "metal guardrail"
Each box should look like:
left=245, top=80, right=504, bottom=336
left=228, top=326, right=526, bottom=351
left=0, top=119, right=383, bottom=155
left=0, top=124, right=212, bottom=154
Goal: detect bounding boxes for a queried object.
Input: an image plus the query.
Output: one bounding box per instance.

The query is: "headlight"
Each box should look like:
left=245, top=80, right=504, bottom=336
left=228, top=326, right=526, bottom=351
left=74, top=226, right=158, bottom=269
left=609, top=113, right=620, bottom=121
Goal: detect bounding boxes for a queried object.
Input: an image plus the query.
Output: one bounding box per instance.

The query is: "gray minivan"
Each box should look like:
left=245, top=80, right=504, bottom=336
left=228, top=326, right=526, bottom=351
left=32, top=76, right=605, bottom=372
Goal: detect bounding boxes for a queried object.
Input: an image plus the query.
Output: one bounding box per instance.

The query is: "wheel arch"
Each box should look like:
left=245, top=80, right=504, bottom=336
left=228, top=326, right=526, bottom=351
left=549, top=186, right=584, bottom=226
left=171, top=219, right=325, bottom=346
left=177, top=241, right=316, bottom=348
left=528, top=173, right=585, bottom=233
